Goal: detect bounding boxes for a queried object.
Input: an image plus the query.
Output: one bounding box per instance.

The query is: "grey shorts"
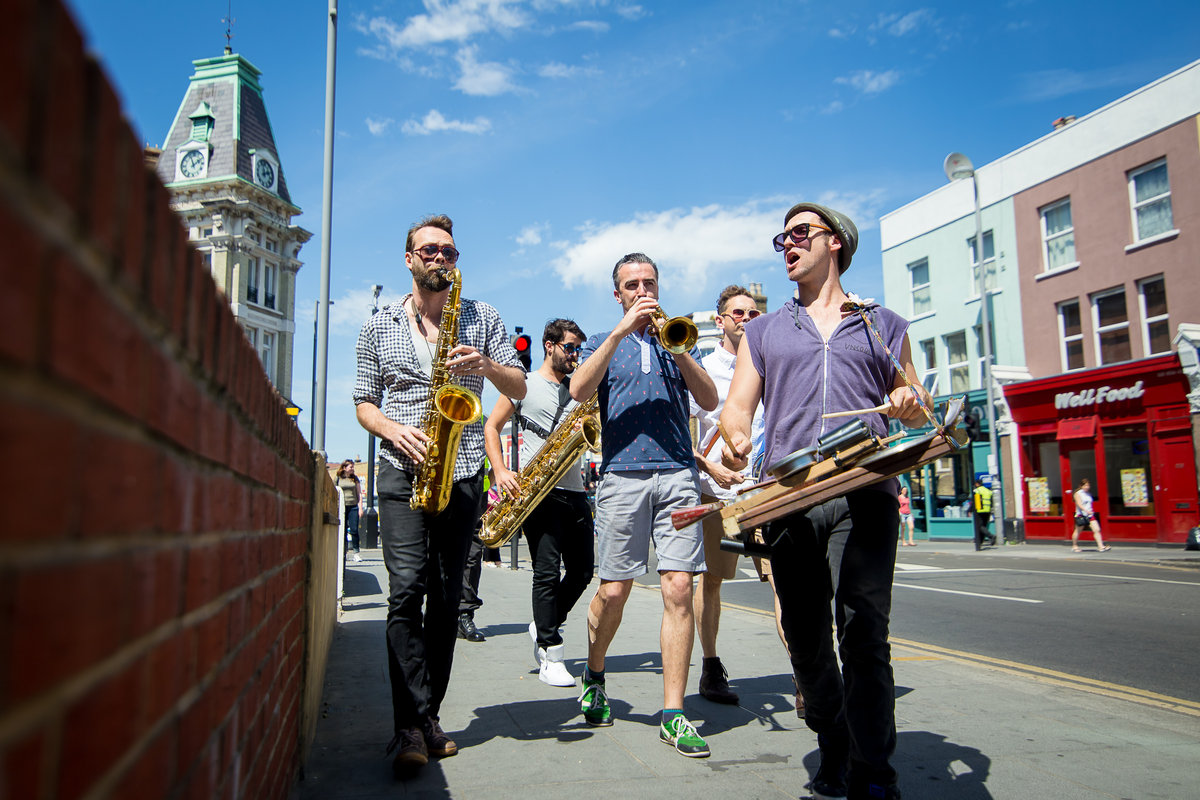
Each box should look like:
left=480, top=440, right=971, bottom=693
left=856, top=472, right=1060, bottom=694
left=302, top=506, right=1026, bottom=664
left=594, top=468, right=706, bottom=580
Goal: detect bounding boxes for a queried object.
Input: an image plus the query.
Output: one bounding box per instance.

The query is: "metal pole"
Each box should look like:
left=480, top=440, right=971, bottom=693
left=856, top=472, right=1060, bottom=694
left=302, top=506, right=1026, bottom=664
left=310, top=299, right=318, bottom=444
left=972, top=176, right=1005, bottom=544
left=313, top=0, right=338, bottom=455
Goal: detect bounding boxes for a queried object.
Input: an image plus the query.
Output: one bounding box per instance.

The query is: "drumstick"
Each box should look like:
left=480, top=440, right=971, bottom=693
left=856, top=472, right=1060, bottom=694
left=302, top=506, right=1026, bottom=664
left=700, top=422, right=741, bottom=458
left=822, top=403, right=890, bottom=419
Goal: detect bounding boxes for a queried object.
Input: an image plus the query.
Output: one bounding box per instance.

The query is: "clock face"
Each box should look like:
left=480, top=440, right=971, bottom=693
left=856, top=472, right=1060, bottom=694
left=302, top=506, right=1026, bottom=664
left=180, top=149, right=205, bottom=179
left=255, top=159, right=275, bottom=188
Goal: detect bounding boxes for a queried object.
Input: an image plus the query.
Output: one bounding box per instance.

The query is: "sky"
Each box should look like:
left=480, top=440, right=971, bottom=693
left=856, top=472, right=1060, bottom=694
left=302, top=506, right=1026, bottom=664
left=67, top=0, right=1200, bottom=462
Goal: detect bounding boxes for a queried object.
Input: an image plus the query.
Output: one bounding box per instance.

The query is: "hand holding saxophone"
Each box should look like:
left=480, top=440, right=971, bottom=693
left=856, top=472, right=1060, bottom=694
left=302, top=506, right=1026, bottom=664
left=492, top=461, right=522, bottom=498
left=444, top=344, right=490, bottom=377
left=387, top=422, right=432, bottom=463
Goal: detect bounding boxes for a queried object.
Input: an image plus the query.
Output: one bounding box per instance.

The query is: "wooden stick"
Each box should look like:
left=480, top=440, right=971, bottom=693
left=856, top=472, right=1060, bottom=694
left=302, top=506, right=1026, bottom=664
left=822, top=403, right=890, bottom=419
left=700, top=422, right=740, bottom=458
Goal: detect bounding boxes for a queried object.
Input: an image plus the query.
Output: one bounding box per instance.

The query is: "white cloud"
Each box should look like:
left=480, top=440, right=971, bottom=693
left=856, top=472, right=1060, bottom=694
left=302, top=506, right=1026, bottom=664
left=538, top=61, right=600, bottom=79
left=401, top=109, right=493, bottom=135
left=875, top=9, right=934, bottom=36
left=567, top=20, right=610, bottom=33
left=302, top=285, right=409, bottom=336
left=454, top=45, right=521, bottom=95
left=362, top=1, right=531, bottom=51
left=821, top=100, right=845, bottom=115
left=615, top=4, right=646, bottom=21
left=515, top=222, right=549, bottom=247
left=365, top=117, right=394, bottom=136
left=835, top=69, right=901, bottom=95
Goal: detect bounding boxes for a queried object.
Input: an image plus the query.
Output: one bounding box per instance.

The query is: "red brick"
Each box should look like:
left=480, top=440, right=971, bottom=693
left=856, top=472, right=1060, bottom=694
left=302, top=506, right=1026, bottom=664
left=0, top=0, right=38, bottom=153
left=1, top=725, right=47, bottom=800
left=184, top=542, right=221, bottom=612
left=130, top=548, right=184, bottom=639
left=176, top=693, right=213, bottom=779
left=48, top=257, right=149, bottom=420
left=140, top=629, right=188, bottom=725
left=158, top=454, right=200, bottom=535
left=196, top=396, right=230, bottom=465
left=181, top=740, right=217, bottom=800
left=41, top=3, right=87, bottom=220
left=78, top=430, right=162, bottom=538
left=83, top=62, right=129, bottom=267
left=0, top=202, right=48, bottom=365
left=0, top=399, right=82, bottom=542
left=158, top=361, right=201, bottom=452
left=169, top=240, right=196, bottom=346
left=117, top=153, right=150, bottom=292
left=59, top=662, right=143, bottom=800
left=113, top=726, right=176, bottom=800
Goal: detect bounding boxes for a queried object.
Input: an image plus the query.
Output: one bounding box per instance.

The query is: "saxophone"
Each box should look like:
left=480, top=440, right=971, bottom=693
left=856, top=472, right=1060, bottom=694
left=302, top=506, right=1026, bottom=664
left=409, top=267, right=483, bottom=514
left=479, top=392, right=601, bottom=547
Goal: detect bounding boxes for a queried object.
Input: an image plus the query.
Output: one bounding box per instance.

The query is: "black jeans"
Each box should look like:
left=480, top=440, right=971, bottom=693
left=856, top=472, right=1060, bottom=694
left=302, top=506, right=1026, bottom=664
left=768, top=488, right=899, bottom=790
left=974, top=511, right=992, bottom=547
left=345, top=505, right=360, bottom=552
left=524, top=489, right=595, bottom=648
left=378, top=461, right=484, bottom=733
left=460, top=528, right=484, bottom=617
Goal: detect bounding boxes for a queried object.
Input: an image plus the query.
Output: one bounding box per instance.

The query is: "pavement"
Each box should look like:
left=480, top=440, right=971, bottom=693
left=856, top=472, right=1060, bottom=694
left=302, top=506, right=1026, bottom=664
left=296, top=540, right=1200, bottom=799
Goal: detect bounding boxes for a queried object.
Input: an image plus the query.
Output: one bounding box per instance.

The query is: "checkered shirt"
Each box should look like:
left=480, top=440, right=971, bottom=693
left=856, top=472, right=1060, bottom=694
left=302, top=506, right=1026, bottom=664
left=354, top=294, right=521, bottom=479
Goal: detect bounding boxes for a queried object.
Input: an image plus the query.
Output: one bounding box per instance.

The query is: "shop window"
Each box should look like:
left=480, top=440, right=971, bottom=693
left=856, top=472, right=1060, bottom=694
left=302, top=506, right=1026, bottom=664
left=1092, top=287, right=1131, bottom=365
left=1138, top=275, right=1169, bottom=356
left=1103, top=424, right=1154, bottom=517
left=930, top=453, right=972, bottom=518
left=909, top=258, right=931, bottom=317
left=1040, top=197, right=1076, bottom=272
left=967, top=230, right=997, bottom=296
left=919, top=338, right=938, bottom=395
left=1057, top=299, right=1085, bottom=371
left=1128, top=158, right=1173, bottom=243
left=908, top=469, right=928, bottom=531
left=1024, top=433, right=1062, bottom=516
left=945, top=330, right=969, bottom=392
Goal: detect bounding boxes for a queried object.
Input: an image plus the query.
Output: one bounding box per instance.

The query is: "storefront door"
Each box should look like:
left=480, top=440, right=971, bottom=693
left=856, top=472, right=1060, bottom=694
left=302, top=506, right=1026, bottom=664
left=1156, top=431, right=1198, bottom=541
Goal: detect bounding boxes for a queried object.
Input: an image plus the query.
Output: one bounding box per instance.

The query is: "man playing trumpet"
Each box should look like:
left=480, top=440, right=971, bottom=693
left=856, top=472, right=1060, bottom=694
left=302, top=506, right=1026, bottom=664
left=483, top=319, right=596, bottom=687
left=570, top=253, right=718, bottom=757
left=722, top=204, right=930, bottom=800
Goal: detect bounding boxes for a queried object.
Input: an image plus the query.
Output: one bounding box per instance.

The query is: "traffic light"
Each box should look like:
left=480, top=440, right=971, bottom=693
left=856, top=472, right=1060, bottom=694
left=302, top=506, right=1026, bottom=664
left=511, top=331, right=532, bottom=371
left=963, top=411, right=981, bottom=442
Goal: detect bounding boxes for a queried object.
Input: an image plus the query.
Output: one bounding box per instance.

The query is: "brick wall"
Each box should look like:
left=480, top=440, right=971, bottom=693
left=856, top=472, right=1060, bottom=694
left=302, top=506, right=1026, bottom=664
left=0, top=2, right=335, bottom=798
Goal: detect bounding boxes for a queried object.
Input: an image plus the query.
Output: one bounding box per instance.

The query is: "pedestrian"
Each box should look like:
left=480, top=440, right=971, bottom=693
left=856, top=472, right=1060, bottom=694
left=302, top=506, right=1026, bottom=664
left=972, top=479, right=994, bottom=550
left=484, top=318, right=596, bottom=688
left=1071, top=478, right=1111, bottom=552
left=336, top=460, right=365, bottom=562
left=457, top=459, right=494, bottom=644
left=570, top=252, right=718, bottom=758
left=353, top=214, right=527, bottom=777
left=690, top=285, right=764, bottom=705
left=898, top=486, right=915, bottom=546
left=722, top=202, right=932, bottom=799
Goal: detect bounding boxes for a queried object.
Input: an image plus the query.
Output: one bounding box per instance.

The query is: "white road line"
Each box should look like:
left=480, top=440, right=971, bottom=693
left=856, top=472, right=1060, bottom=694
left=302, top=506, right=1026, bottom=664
left=893, top=582, right=1044, bottom=603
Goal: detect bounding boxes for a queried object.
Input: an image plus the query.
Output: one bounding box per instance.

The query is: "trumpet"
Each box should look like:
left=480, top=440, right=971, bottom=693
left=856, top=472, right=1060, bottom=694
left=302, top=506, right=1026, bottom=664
left=648, top=307, right=698, bottom=354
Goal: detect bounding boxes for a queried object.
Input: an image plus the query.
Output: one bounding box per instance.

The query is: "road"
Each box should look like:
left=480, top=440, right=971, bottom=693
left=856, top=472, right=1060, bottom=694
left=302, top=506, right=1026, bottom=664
left=711, top=548, right=1200, bottom=704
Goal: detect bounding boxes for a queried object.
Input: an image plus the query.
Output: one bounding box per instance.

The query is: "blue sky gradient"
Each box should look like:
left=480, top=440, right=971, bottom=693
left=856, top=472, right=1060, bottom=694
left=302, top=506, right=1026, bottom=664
left=67, top=0, right=1200, bottom=460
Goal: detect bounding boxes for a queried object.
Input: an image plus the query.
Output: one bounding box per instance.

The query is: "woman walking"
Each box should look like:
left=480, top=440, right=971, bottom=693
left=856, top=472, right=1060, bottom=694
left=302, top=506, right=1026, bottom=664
left=898, top=486, right=916, bottom=546
left=337, top=460, right=365, bottom=562
left=1071, top=478, right=1111, bottom=553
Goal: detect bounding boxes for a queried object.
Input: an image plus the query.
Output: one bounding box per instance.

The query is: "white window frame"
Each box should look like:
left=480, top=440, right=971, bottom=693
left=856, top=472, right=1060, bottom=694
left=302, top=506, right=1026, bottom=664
left=919, top=338, right=938, bottom=394
left=1039, top=197, right=1077, bottom=273
left=1127, top=158, right=1174, bottom=244
left=909, top=257, right=931, bottom=318
left=244, top=325, right=258, bottom=350
left=1057, top=299, right=1085, bottom=371
left=260, top=331, right=276, bottom=376
left=1137, top=275, right=1169, bottom=356
left=945, top=330, right=969, bottom=393
left=967, top=230, right=997, bottom=298
left=1091, top=287, right=1130, bottom=366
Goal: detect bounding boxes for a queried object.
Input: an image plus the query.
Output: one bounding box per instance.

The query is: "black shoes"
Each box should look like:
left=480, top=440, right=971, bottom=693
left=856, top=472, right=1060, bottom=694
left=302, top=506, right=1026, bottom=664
left=388, top=727, right=428, bottom=777
left=423, top=716, right=458, bottom=758
left=457, top=613, right=485, bottom=642
left=698, top=657, right=739, bottom=704
left=810, top=732, right=848, bottom=800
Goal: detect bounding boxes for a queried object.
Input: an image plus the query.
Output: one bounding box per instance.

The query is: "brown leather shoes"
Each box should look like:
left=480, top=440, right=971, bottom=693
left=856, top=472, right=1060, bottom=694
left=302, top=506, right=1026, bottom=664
left=389, top=727, right=428, bottom=777
left=423, top=716, right=458, bottom=758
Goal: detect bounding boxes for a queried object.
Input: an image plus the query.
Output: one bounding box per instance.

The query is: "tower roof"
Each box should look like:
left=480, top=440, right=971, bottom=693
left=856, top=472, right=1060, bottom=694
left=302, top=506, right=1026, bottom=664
left=157, top=51, right=294, bottom=206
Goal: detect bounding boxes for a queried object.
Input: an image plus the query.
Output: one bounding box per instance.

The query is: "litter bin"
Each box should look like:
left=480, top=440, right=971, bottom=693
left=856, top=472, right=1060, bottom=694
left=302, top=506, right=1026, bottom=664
left=1003, top=517, right=1025, bottom=544
left=362, top=508, right=379, bottom=549
left=1186, top=526, right=1200, bottom=551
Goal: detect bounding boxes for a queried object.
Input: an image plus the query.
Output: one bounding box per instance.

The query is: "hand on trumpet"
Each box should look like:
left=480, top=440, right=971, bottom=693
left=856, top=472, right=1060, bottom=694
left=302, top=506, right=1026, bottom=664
left=614, top=296, right=660, bottom=339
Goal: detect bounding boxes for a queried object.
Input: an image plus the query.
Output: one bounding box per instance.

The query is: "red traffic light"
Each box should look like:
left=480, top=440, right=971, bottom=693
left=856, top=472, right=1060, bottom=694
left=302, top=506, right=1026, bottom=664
left=512, top=334, right=531, bottom=353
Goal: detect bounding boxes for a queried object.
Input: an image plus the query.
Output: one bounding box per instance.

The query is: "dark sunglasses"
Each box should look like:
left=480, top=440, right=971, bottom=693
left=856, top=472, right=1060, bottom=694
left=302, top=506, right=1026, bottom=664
left=721, top=308, right=761, bottom=321
left=411, top=244, right=460, bottom=263
left=772, top=223, right=832, bottom=252
left=556, top=342, right=582, bottom=354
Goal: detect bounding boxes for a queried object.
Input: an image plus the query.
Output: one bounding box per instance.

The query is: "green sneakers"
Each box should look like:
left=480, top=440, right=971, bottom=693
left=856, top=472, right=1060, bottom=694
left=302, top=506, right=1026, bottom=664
left=579, top=678, right=612, bottom=727
left=659, top=715, right=710, bottom=758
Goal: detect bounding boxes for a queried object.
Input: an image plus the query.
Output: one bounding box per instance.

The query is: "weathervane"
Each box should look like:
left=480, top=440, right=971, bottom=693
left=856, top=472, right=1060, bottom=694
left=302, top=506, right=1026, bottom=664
left=222, top=0, right=235, bottom=55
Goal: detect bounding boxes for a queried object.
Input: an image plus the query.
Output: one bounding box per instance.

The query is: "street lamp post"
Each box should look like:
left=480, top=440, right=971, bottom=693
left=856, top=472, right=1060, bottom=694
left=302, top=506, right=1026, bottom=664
left=310, top=299, right=333, bottom=445
left=945, top=152, right=1005, bottom=545
left=362, top=285, right=382, bottom=549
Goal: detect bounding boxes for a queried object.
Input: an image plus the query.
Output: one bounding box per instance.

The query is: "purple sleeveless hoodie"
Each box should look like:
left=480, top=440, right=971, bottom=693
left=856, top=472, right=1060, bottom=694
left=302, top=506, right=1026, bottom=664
left=743, top=298, right=909, bottom=496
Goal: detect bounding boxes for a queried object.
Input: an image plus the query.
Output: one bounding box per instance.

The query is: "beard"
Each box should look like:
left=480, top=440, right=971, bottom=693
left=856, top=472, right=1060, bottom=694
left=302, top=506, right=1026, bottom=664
left=553, top=353, right=577, bottom=374
left=413, top=262, right=453, bottom=292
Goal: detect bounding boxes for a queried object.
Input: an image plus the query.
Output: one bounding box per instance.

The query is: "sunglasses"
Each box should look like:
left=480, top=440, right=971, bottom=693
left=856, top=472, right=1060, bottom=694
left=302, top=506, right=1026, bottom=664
left=411, top=244, right=460, bottom=263
left=721, top=308, right=761, bottom=322
left=772, top=223, right=832, bottom=252
left=556, top=342, right=582, bottom=355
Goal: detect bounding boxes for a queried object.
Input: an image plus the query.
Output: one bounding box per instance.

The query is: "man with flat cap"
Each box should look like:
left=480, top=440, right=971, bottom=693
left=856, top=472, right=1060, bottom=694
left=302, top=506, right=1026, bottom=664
left=720, top=203, right=932, bottom=800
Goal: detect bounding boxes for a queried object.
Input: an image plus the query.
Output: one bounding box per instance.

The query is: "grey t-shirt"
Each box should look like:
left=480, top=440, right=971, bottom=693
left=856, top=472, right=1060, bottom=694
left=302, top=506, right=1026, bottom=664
left=514, top=373, right=585, bottom=492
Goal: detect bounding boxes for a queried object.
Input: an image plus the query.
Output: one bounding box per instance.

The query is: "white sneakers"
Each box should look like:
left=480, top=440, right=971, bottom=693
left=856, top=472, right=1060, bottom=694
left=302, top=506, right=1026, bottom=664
left=529, top=621, right=575, bottom=687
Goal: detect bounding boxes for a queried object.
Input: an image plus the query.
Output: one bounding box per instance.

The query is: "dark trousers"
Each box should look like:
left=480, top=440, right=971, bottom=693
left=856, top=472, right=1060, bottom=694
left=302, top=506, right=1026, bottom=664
left=378, top=461, right=484, bottom=733
left=345, top=505, right=360, bottom=551
left=525, top=489, right=595, bottom=648
left=768, top=488, right=899, bottom=790
left=460, top=529, right=484, bottom=617
left=974, top=511, right=992, bottom=548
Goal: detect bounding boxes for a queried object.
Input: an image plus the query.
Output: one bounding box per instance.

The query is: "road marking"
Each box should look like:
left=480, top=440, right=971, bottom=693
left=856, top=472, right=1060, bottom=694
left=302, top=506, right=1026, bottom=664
left=893, top=582, right=1044, bottom=603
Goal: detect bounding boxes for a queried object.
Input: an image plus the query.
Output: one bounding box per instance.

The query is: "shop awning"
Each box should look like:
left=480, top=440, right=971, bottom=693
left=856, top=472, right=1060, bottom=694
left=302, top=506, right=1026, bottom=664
left=1057, top=417, right=1097, bottom=440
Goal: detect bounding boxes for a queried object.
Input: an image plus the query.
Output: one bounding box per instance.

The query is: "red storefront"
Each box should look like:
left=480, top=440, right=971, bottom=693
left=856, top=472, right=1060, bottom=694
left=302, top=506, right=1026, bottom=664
left=1004, top=355, right=1198, bottom=545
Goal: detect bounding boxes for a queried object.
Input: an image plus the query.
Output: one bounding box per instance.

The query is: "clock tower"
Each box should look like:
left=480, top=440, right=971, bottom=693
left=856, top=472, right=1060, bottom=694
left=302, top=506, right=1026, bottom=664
left=156, top=49, right=311, bottom=404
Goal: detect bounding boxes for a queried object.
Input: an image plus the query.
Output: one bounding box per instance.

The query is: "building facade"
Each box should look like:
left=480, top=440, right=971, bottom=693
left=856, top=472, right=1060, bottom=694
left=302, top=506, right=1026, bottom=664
left=154, top=50, right=311, bottom=403
left=881, top=59, right=1200, bottom=544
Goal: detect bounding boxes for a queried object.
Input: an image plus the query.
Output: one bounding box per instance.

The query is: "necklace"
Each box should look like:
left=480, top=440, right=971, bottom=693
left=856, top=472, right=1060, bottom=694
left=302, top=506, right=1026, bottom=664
left=409, top=297, right=437, bottom=361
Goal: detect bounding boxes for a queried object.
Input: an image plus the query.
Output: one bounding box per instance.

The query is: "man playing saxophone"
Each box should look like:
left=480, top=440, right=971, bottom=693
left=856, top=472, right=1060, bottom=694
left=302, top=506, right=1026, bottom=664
left=569, top=253, right=718, bottom=758
left=353, top=214, right=527, bottom=778
left=482, top=319, right=596, bottom=688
